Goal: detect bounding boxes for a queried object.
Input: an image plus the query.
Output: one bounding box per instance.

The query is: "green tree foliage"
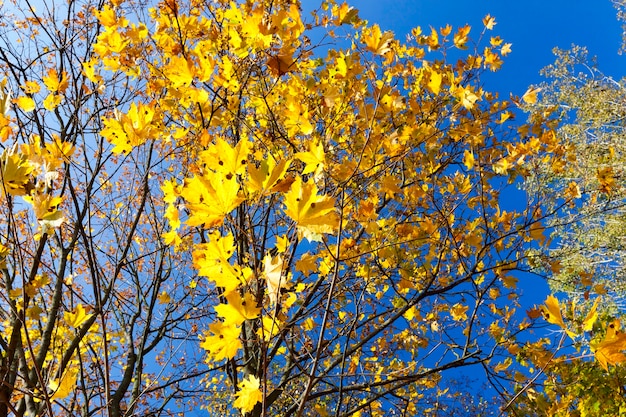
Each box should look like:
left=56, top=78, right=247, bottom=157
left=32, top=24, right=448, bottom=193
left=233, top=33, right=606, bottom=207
left=513, top=23, right=626, bottom=417
left=524, top=45, right=626, bottom=312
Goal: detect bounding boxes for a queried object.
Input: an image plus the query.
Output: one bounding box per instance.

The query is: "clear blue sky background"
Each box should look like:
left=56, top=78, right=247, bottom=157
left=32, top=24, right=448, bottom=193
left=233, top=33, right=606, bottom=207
left=355, top=0, right=626, bottom=95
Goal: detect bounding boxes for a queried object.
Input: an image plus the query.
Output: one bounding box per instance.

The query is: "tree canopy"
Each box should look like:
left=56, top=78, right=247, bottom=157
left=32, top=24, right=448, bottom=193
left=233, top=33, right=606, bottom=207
left=0, top=0, right=624, bottom=416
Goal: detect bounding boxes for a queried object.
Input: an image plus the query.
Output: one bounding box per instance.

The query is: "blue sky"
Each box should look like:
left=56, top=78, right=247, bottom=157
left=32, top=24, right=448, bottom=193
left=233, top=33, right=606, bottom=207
left=356, top=0, right=626, bottom=95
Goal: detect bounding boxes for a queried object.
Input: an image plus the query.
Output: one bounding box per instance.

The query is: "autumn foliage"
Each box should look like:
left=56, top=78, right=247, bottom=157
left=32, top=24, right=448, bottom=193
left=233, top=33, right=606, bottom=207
left=0, top=0, right=622, bottom=416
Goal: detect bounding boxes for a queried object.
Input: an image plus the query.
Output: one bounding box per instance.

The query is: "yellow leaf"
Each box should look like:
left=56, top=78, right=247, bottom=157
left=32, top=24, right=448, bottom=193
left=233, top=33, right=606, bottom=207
left=42, top=68, right=68, bottom=93
left=21, top=80, right=40, bottom=94
left=200, top=137, right=251, bottom=177
left=233, top=375, right=263, bottom=414
left=427, top=69, right=442, bottom=95
left=183, top=172, right=244, bottom=228
left=275, top=235, right=289, bottom=254
left=582, top=299, right=599, bottom=332
left=1, top=152, right=34, bottom=195
left=541, top=295, right=575, bottom=338
left=483, top=14, right=496, bottom=30
left=200, top=321, right=242, bottom=362
left=294, top=141, right=325, bottom=177
left=247, top=158, right=291, bottom=195
left=64, top=304, right=91, bottom=328
left=157, top=291, right=171, bottom=304
left=15, top=96, right=35, bottom=112
left=522, top=87, right=541, bottom=105
left=494, top=357, right=512, bottom=373
left=214, top=292, right=260, bottom=325
left=264, top=254, right=288, bottom=306
left=594, top=320, right=626, bottom=370
left=49, top=367, right=78, bottom=401
left=542, top=295, right=566, bottom=328
left=43, top=94, right=63, bottom=111
left=450, top=303, right=469, bottom=321
left=453, top=25, right=471, bottom=49
left=283, top=177, right=339, bottom=242
left=462, top=149, right=475, bottom=170
left=295, top=252, right=317, bottom=276
left=362, top=25, right=394, bottom=55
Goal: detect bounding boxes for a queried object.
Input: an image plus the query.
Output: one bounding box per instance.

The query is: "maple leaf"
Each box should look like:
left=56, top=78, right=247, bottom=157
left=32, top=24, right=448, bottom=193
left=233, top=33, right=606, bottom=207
left=541, top=295, right=576, bottom=338
left=64, top=304, right=91, bottom=328
left=247, top=158, right=291, bottom=194
left=214, top=292, right=260, bottom=325
left=15, top=96, right=35, bottom=112
left=23, top=194, right=65, bottom=232
left=264, top=254, right=288, bottom=306
left=200, top=321, right=242, bottom=361
left=1, top=152, right=34, bottom=195
left=49, top=367, right=78, bottom=401
left=450, top=303, right=469, bottom=321
left=283, top=176, right=339, bottom=242
left=295, top=140, right=325, bottom=178
left=193, top=232, right=249, bottom=295
left=453, top=25, right=471, bottom=49
left=463, top=149, right=475, bottom=170
left=200, top=137, right=250, bottom=177
left=483, top=14, right=497, bottom=30
left=157, top=291, right=171, bottom=304
left=43, top=94, right=63, bottom=111
left=582, top=298, right=599, bottom=332
left=427, top=69, right=442, bottom=95
left=183, top=171, right=244, bottom=228
left=522, top=87, right=541, bottom=105
left=362, top=25, right=394, bottom=55
left=165, top=56, right=195, bottom=88
left=233, top=375, right=263, bottom=414
left=594, top=319, right=626, bottom=371
left=42, top=68, right=68, bottom=94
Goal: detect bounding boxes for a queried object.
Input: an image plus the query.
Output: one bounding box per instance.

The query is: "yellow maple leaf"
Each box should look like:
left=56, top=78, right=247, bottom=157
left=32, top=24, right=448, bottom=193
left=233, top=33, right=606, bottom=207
left=1, top=152, right=33, bottom=195
left=453, top=25, right=471, bottom=49
left=214, top=292, right=260, bottom=325
left=183, top=172, right=244, bottom=228
left=295, top=252, right=317, bottom=276
left=200, top=321, right=242, bottom=361
left=522, top=87, right=541, bottom=105
left=200, top=137, right=251, bottom=177
left=450, top=303, right=469, bottom=321
left=541, top=295, right=576, bottom=338
left=542, top=295, right=566, bottom=328
left=264, top=254, right=288, bottom=306
left=427, top=69, right=442, bottom=95
left=483, top=14, right=497, bottom=30
left=193, top=232, right=247, bottom=295
left=23, top=194, right=65, bottom=232
left=157, top=291, right=171, bottom=304
left=463, top=149, right=475, bottom=170
left=582, top=299, right=599, bottom=332
left=295, top=140, right=325, bottom=177
left=247, top=158, right=291, bottom=195
left=233, top=375, right=263, bottom=414
left=43, top=93, right=63, bottom=111
left=42, top=68, right=68, bottom=94
left=594, top=319, right=626, bottom=371
left=15, top=96, right=35, bottom=112
left=49, top=367, right=78, bottom=401
left=362, top=25, right=394, bottom=55
left=64, top=304, right=91, bottom=328
left=283, top=177, right=339, bottom=241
